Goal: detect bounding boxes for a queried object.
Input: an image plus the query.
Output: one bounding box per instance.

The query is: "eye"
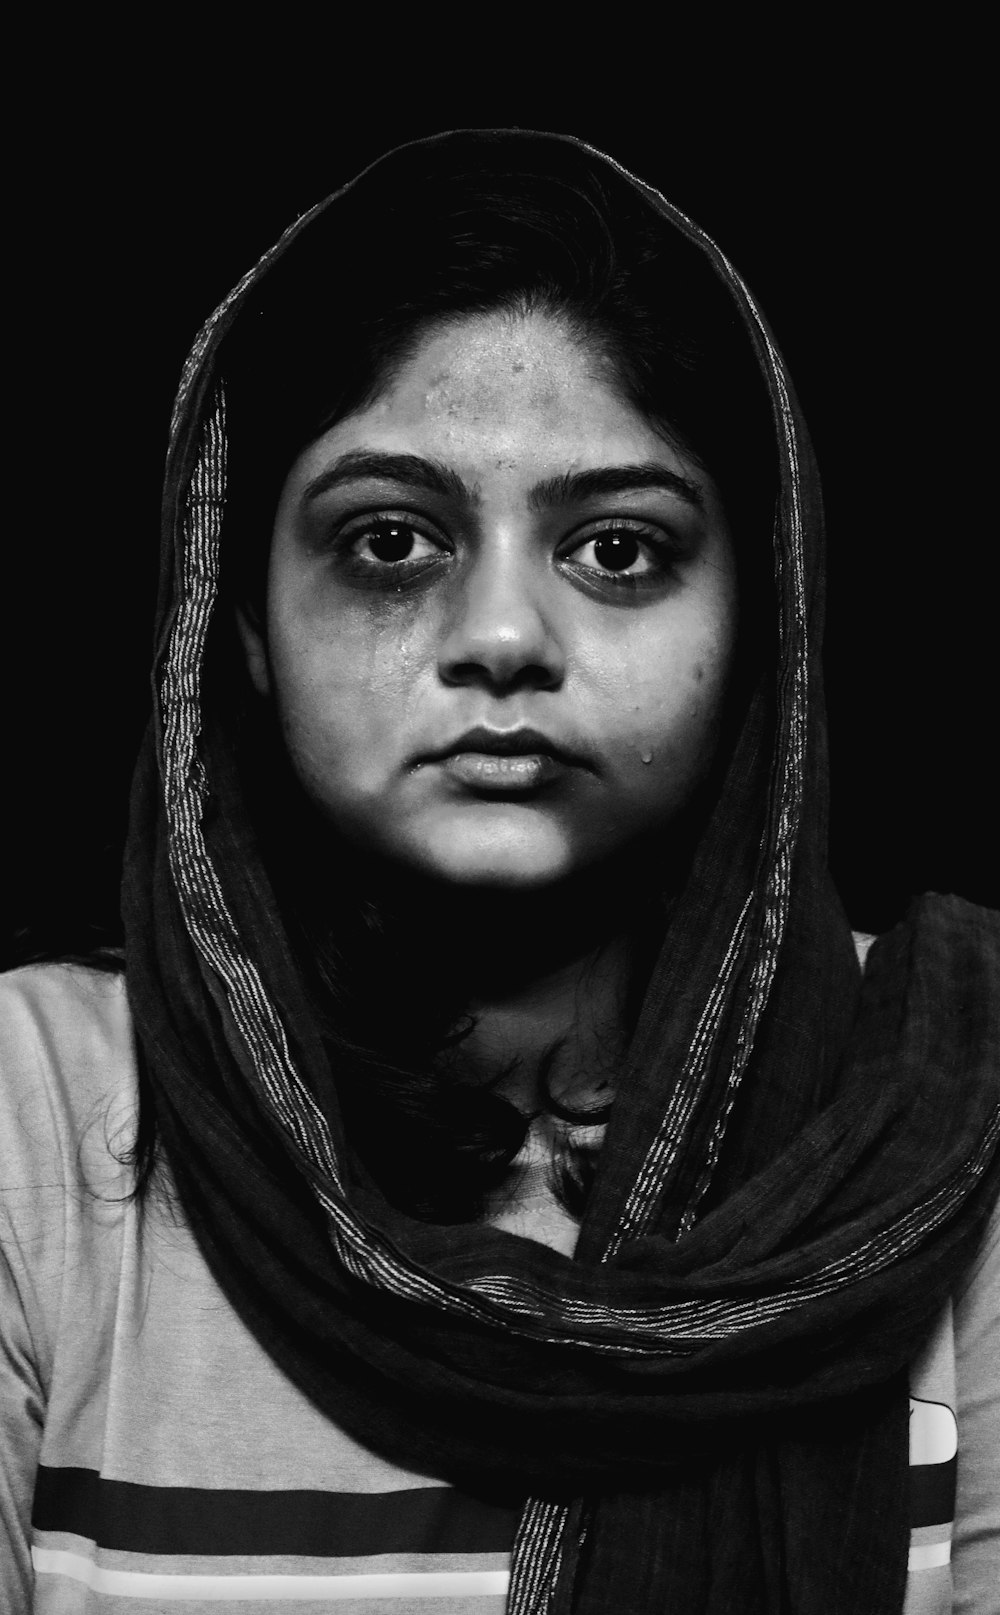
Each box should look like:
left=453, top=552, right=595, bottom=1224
left=349, top=519, right=445, bottom=567
left=563, top=525, right=666, bottom=580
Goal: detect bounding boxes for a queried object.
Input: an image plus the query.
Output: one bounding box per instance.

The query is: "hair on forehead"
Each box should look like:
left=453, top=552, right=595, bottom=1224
left=218, top=135, right=775, bottom=614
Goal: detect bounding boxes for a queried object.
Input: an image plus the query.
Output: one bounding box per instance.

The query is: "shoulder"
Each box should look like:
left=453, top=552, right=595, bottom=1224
left=0, top=965, right=139, bottom=1602
left=0, top=955, right=130, bottom=1030
left=952, top=1192, right=1000, bottom=1609
left=955, top=1186, right=1000, bottom=1334
left=855, top=896, right=1000, bottom=972
left=0, top=962, right=136, bottom=1194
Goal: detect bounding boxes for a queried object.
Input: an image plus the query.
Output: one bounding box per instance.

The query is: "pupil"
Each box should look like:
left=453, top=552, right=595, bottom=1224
left=369, top=524, right=414, bottom=562
left=594, top=533, right=639, bottom=572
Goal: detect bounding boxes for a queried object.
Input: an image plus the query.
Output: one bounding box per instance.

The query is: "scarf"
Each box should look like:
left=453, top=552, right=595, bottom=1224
left=122, top=130, right=1000, bottom=1613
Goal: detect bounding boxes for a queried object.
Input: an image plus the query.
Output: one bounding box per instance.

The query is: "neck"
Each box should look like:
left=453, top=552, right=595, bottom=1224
left=362, top=855, right=665, bottom=1108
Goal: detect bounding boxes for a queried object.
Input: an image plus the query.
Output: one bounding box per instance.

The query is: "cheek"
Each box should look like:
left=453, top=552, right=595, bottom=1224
left=645, top=649, right=728, bottom=747
left=593, top=609, right=734, bottom=795
left=266, top=588, right=434, bottom=793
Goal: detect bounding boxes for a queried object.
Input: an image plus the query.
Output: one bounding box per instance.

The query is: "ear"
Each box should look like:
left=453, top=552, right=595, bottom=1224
left=235, top=601, right=271, bottom=697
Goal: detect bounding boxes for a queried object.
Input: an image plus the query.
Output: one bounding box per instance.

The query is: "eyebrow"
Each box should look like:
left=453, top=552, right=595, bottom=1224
left=302, top=450, right=705, bottom=512
left=529, top=464, right=704, bottom=512
left=303, top=452, right=471, bottom=505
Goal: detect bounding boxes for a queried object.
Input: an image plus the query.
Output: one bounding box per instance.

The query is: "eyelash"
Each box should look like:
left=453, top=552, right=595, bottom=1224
left=559, top=522, right=684, bottom=587
left=329, top=511, right=684, bottom=589
left=329, top=512, right=451, bottom=587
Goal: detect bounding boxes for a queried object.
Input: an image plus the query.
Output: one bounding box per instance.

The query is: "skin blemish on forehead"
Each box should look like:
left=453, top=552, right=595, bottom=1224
left=411, top=315, right=595, bottom=434
left=423, top=385, right=463, bottom=418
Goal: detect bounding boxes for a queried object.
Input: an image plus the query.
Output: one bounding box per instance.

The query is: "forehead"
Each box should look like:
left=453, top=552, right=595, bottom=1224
left=290, top=310, right=700, bottom=495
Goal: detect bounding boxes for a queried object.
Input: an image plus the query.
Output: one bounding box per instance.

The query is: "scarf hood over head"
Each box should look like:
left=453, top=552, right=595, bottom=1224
left=123, top=131, right=1000, bottom=1615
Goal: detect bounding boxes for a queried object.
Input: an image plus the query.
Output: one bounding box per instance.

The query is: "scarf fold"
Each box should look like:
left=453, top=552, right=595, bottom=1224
left=123, top=130, right=1000, bottom=1613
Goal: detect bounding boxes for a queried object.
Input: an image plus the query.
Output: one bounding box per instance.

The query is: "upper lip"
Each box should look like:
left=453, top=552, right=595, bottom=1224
left=418, top=725, right=592, bottom=768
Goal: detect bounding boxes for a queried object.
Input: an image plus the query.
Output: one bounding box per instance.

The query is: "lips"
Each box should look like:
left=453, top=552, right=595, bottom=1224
left=441, top=751, right=564, bottom=791
left=416, top=725, right=591, bottom=793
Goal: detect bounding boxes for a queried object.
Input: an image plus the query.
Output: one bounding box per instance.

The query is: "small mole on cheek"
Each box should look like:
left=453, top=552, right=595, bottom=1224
left=693, top=664, right=705, bottom=683
left=640, top=749, right=653, bottom=765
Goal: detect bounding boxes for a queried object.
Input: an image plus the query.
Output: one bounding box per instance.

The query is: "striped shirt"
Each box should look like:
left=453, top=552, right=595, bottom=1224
left=2, top=965, right=997, bottom=1611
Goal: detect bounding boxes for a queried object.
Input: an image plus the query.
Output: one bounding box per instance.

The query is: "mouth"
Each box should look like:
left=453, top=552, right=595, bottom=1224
left=415, top=726, right=592, bottom=795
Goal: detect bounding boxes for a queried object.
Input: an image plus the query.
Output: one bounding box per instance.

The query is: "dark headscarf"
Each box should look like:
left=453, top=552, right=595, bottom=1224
left=123, top=131, right=1000, bottom=1614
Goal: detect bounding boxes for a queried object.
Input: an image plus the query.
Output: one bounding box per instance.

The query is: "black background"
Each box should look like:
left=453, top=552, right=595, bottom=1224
left=6, top=58, right=995, bottom=959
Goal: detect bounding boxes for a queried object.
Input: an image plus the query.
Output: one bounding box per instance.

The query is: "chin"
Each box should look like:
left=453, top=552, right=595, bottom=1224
left=403, top=814, right=580, bottom=891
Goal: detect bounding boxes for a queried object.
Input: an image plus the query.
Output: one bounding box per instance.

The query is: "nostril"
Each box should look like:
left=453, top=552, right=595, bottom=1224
left=439, top=656, right=563, bottom=694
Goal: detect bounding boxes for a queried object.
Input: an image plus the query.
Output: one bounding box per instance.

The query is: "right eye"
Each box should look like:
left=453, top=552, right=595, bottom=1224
left=348, top=519, right=446, bottom=567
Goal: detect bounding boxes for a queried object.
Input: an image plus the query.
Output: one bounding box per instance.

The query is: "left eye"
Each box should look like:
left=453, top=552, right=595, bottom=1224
left=566, top=529, right=659, bottom=576
left=351, top=521, right=444, bottom=564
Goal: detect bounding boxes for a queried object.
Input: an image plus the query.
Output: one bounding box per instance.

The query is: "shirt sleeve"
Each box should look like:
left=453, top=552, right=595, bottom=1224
left=0, top=963, right=133, bottom=1613
left=1, top=1229, right=45, bottom=1606
left=952, top=1192, right=1000, bottom=1613
left=0, top=973, right=65, bottom=1611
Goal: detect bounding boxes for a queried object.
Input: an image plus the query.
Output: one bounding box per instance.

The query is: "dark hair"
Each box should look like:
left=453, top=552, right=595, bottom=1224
left=220, top=133, right=775, bottom=611
left=202, top=134, right=778, bottom=1223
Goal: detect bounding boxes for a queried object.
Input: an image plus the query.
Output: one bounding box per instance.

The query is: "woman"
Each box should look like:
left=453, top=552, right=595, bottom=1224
left=2, top=129, right=997, bottom=1613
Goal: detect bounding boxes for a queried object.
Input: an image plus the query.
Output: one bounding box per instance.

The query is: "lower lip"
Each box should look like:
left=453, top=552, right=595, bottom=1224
left=438, top=752, right=566, bottom=792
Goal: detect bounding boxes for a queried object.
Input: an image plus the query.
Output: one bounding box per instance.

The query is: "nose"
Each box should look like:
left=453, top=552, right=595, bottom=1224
left=437, top=541, right=565, bottom=693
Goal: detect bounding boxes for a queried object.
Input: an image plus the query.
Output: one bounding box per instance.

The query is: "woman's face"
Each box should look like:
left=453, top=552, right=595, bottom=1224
left=242, top=311, right=737, bottom=889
